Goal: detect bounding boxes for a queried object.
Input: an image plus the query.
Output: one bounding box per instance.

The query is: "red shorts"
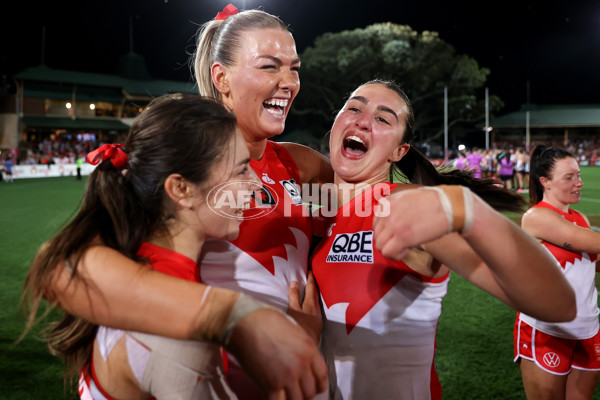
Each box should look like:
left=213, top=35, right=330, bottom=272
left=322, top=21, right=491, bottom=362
left=514, top=318, right=600, bottom=374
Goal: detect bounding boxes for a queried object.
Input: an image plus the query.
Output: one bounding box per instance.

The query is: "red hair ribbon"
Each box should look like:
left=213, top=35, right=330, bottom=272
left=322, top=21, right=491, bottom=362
left=215, top=4, right=238, bottom=20
left=86, top=143, right=129, bottom=170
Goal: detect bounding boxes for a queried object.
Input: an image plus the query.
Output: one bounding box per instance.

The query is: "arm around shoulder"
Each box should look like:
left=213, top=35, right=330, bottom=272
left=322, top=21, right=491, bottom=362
left=47, top=245, right=329, bottom=398
left=48, top=245, right=231, bottom=340
left=279, top=142, right=333, bottom=185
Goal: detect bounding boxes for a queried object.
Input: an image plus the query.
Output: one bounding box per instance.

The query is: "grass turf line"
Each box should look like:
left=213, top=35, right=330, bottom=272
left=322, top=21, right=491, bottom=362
left=1, top=169, right=599, bottom=399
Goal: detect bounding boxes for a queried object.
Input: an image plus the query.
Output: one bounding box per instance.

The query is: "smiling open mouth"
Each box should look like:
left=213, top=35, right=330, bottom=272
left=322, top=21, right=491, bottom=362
left=263, top=99, right=288, bottom=116
left=343, top=135, right=368, bottom=156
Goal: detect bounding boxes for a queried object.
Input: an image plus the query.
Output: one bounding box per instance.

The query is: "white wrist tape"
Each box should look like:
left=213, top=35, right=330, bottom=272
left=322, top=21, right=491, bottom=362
left=194, top=286, right=271, bottom=346
left=221, top=293, right=272, bottom=346
left=427, top=185, right=474, bottom=234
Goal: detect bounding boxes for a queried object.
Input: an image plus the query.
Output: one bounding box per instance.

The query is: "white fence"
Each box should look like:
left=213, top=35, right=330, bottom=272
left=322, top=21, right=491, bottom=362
left=7, top=159, right=599, bottom=180
left=9, top=163, right=97, bottom=179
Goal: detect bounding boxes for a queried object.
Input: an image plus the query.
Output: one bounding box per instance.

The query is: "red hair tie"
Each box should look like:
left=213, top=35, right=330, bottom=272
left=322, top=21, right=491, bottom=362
left=215, top=4, right=238, bottom=20
left=86, top=144, right=129, bottom=170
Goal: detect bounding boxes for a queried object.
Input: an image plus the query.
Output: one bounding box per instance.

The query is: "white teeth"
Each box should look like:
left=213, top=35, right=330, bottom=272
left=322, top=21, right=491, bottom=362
left=264, top=99, right=288, bottom=108
left=346, top=135, right=365, bottom=145
left=265, top=107, right=284, bottom=116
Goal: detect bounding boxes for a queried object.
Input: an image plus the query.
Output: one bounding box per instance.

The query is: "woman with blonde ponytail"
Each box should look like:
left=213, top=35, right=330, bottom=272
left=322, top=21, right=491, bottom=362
left=24, top=5, right=331, bottom=399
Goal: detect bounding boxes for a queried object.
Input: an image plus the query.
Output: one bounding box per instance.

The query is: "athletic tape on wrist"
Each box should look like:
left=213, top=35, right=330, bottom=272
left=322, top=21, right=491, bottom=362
left=221, top=293, right=271, bottom=346
left=427, top=185, right=474, bottom=234
left=460, top=186, right=474, bottom=234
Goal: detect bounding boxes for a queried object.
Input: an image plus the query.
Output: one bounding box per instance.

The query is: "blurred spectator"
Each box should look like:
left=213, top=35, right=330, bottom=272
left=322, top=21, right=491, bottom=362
left=514, top=148, right=530, bottom=193
left=453, top=151, right=469, bottom=170
left=497, top=149, right=515, bottom=190
left=4, top=156, right=14, bottom=183
left=465, top=148, right=484, bottom=179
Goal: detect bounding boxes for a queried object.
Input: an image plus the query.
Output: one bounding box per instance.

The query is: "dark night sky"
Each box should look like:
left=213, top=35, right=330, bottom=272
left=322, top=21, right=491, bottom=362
left=2, top=0, right=599, bottom=113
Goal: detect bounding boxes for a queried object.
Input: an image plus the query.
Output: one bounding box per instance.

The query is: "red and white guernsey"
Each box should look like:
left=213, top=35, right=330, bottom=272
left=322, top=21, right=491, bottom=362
left=80, top=243, right=233, bottom=400
left=312, top=183, right=449, bottom=400
left=199, top=141, right=314, bottom=398
left=200, top=141, right=313, bottom=310
left=519, top=201, right=599, bottom=339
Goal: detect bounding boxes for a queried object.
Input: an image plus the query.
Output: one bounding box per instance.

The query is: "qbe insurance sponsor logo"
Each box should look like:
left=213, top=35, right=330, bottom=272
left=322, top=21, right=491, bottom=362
left=326, top=231, right=374, bottom=263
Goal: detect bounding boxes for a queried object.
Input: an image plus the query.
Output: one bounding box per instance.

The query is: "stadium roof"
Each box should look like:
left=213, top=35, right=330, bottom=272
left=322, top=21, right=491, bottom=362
left=21, top=116, right=130, bottom=131
left=14, top=51, right=197, bottom=102
left=490, top=104, right=600, bottom=129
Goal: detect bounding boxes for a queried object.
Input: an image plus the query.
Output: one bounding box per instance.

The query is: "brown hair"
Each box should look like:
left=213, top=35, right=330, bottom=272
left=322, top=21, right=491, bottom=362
left=352, top=80, right=525, bottom=213
left=528, top=145, right=574, bottom=205
left=21, top=94, right=237, bottom=377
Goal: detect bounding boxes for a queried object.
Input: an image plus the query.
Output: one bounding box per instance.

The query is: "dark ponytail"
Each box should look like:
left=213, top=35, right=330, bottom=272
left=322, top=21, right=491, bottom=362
left=393, top=146, right=525, bottom=213
left=358, top=79, right=525, bottom=213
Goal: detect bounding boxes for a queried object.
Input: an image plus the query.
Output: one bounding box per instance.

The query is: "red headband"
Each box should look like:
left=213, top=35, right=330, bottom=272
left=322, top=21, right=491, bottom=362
left=86, top=143, right=129, bottom=170
left=215, top=4, right=238, bottom=20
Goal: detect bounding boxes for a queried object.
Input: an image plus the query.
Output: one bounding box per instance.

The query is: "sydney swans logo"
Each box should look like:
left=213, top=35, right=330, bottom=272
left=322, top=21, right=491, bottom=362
left=207, top=180, right=277, bottom=220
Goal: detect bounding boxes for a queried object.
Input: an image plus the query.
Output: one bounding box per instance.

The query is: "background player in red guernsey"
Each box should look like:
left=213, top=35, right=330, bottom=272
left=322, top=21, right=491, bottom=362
left=311, top=80, right=576, bottom=400
left=514, top=145, right=600, bottom=400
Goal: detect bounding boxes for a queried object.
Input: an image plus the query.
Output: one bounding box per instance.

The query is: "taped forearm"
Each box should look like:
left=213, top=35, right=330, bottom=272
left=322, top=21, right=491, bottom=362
left=192, top=287, right=273, bottom=345
left=426, top=185, right=474, bottom=234
left=457, top=192, right=576, bottom=322
left=51, top=246, right=274, bottom=344
left=51, top=247, right=271, bottom=343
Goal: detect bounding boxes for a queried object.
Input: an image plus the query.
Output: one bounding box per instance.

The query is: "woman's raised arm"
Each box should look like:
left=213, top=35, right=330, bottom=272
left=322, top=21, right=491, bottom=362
left=373, top=185, right=576, bottom=323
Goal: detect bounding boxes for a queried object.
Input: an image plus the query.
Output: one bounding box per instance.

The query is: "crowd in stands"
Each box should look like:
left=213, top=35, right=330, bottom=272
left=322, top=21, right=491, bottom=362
left=5, top=136, right=100, bottom=166
left=3, top=135, right=600, bottom=177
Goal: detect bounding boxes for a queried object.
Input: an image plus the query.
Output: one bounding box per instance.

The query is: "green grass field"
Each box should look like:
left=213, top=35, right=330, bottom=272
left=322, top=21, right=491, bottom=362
left=1, top=168, right=599, bottom=399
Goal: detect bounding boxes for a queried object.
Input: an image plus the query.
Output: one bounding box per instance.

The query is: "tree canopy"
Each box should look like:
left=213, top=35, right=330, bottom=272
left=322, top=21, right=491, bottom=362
left=289, top=23, right=503, bottom=153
